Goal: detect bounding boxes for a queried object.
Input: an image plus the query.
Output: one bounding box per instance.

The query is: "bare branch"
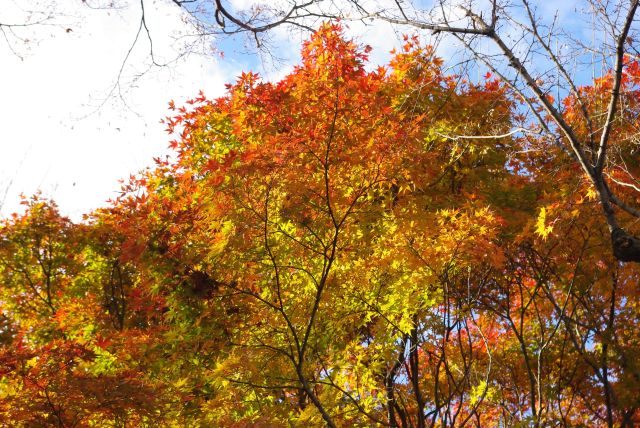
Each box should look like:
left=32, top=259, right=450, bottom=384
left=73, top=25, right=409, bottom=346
left=595, top=0, right=640, bottom=172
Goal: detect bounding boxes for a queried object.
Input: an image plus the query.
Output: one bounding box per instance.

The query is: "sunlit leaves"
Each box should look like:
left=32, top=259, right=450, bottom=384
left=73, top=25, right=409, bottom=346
left=535, top=207, right=554, bottom=240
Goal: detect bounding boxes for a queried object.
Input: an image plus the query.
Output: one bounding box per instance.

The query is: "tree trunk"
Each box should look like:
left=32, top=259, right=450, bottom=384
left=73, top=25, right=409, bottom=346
left=611, top=228, right=640, bottom=262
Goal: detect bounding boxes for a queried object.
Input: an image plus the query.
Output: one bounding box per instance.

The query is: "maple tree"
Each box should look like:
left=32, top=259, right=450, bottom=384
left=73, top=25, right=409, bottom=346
left=163, top=0, right=640, bottom=263
left=0, top=195, right=163, bottom=425
left=1, top=24, right=640, bottom=426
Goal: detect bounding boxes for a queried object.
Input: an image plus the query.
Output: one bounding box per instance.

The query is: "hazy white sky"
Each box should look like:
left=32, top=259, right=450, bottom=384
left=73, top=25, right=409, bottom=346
left=0, top=0, right=410, bottom=220
left=1, top=0, right=229, bottom=219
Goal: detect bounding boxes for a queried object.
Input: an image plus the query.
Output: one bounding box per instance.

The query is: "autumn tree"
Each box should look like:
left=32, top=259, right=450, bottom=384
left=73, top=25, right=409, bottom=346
left=2, top=22, right=640, bottom=427
left=159, top=0, right=640, bottom=263
left=0, top=196, right=165, bottom=426
left=90, top=24, right=640, bottom=425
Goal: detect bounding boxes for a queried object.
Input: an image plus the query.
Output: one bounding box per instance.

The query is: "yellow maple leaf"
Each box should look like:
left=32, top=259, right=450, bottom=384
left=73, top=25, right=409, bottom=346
left=535, top=207, right=554, bottom=240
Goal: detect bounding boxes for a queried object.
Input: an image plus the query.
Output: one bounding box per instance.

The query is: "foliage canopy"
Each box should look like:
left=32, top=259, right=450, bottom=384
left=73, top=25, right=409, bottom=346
left=1, top=25, right=640, bottom=426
